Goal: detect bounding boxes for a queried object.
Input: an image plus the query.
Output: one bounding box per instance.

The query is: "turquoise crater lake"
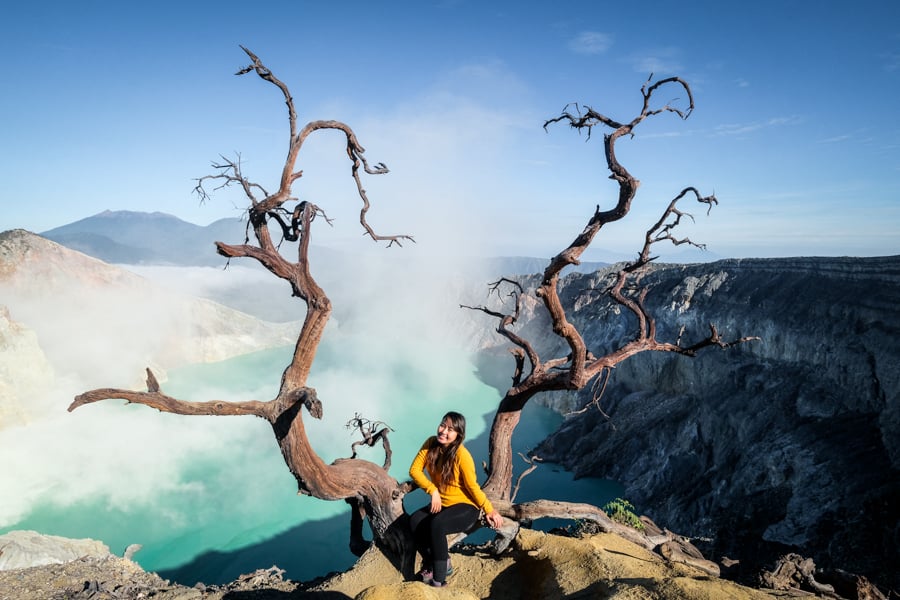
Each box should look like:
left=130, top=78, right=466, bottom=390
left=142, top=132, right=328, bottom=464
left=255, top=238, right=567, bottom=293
left=3, top=336, right=619, bottom=585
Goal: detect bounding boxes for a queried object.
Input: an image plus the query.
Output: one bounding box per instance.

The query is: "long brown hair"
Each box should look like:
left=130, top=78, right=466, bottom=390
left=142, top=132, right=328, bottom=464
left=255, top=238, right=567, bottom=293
left=426, top=411, right=466, bottom=489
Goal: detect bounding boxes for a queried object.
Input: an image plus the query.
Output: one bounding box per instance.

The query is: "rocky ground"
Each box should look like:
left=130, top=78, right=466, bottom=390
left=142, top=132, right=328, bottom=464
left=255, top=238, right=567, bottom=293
left=0, top=528, right=832, bottom=600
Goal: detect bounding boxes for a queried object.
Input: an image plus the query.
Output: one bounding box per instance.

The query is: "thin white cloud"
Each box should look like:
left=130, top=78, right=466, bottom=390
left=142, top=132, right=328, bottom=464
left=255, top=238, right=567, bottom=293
left=446, top=60, right=532, bottom=99
left=818, top=134, right=853, bottom=144
left=713, top=116, right=800, bottom=137
left=628, top=48, right=683, bottom=75
left=640, top=130, right=691, bottom=139
left=713, top=122, right=764, bottom=136
left=568, top=31, right=613, bottom=55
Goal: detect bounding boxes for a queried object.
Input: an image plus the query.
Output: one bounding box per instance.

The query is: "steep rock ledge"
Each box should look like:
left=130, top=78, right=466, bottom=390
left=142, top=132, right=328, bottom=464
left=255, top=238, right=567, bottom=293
left=474, top=256, right=899, bottom=589
left=0, top=308, right=52, bottom=430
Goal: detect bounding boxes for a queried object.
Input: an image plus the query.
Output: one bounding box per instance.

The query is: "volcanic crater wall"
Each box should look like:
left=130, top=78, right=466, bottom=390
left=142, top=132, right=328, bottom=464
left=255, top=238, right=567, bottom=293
left=478, top=256, right=899, bottom=587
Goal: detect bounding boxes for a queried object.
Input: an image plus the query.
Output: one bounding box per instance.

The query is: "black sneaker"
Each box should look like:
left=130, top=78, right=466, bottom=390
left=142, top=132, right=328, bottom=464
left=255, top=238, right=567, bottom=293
left=417, top=568, right=433, bottom=583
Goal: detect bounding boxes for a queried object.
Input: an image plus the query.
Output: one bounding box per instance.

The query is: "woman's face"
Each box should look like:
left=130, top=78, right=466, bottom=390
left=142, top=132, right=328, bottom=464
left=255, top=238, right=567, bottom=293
left=436, top=419, right=459, bottom=446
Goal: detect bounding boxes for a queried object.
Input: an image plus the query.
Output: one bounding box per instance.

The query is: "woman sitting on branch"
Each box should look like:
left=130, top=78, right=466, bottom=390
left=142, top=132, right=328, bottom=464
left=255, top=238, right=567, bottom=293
left=408, top=411, right=504, bottom=587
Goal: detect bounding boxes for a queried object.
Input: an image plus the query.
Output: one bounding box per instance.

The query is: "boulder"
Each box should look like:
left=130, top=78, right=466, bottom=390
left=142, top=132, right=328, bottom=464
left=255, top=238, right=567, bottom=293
left=0, top=530, right=112, bottom=571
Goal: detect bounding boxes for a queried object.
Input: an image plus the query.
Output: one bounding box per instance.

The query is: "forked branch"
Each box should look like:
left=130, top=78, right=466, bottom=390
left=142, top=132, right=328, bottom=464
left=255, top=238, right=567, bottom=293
left=346, top=414, right=395, bottom=469
left=68, top=368, right=321, bottom=423
left=461, top=278, right=542, bottom=384
left=491, top=77, right=750, bottom=398
left=228, top=46, right=413, bottom=249
left=193, top=154, right=269, bottom=207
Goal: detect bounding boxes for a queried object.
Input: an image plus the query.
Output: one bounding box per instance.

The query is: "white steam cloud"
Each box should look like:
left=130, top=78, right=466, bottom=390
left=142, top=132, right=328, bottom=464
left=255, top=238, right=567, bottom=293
left=0, top=243, right=502, bottom=532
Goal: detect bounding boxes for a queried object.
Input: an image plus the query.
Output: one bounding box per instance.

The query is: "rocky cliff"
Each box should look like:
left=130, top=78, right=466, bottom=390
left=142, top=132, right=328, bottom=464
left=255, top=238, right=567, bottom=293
left=478, top=256, right=900, bottom=589
left=0, top=307, right=52, bottom=429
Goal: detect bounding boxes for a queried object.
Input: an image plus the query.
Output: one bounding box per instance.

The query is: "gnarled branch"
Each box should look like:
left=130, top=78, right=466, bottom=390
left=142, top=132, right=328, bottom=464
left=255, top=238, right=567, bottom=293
left=346, top=414, right=395, bottom=470
left=68, top=368, right=318, bottom=423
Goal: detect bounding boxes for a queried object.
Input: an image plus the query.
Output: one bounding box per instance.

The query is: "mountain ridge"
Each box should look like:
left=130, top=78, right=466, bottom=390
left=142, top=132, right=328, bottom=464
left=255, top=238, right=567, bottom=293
left=39, top=210, right=611, bottom=275
left=40, top=210, right=246, bottom=266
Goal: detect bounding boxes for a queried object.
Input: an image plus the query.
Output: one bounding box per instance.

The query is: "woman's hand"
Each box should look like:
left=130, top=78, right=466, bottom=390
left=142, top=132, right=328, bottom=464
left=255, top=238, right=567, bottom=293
left=429, top=489, right=442, bottom=513
left=485, top=509, right=504, bottom=530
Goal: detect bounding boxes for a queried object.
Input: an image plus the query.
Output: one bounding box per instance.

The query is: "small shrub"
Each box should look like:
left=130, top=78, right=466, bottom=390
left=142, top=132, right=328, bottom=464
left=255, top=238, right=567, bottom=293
left=602, top=497, right=645, bottom=531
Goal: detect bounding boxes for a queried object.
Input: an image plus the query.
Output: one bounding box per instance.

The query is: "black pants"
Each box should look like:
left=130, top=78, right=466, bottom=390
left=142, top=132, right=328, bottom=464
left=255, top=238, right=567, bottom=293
left=409, top=503, right=479, bottom=582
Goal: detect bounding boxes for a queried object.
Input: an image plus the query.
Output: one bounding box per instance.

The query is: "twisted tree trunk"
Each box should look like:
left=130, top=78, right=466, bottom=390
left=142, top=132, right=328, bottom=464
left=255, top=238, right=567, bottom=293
left=70, top=46, right=417, bottom=573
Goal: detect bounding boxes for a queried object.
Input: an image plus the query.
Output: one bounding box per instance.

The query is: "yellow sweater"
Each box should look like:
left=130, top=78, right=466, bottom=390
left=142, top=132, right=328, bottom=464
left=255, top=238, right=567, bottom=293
left=409, top=437, right=495, bottom=515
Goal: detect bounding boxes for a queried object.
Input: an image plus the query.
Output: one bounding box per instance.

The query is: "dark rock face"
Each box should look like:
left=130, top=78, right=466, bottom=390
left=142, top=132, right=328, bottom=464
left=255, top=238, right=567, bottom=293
left=502, top=257, right=900, bottom=589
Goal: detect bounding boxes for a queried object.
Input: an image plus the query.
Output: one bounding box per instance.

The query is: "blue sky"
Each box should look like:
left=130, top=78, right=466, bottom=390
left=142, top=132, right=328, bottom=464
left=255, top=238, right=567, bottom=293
left=1, top=0, right=898, bottom=261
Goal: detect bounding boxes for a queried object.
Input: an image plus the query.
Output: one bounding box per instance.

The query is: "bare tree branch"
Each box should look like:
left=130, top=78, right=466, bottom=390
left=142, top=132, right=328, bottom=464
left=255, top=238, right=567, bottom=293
left=510, top=453, right=542, bottom=503
left=194, top=154, right=269, bottom=207
left=68, top=371, right=318, bottom=422
left=346, top=413, right=395, bottom=470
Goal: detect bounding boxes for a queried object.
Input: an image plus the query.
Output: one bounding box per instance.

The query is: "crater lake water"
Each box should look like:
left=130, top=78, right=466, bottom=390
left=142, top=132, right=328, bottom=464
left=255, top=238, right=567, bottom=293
left=3, top=334, right=620, bottom=585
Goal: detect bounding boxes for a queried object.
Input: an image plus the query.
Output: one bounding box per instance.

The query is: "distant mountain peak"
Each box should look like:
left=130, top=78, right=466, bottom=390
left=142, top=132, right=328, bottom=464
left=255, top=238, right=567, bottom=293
left=95, top=209, right=180, bottom=219
left=37, top=211, right=244, bottom=267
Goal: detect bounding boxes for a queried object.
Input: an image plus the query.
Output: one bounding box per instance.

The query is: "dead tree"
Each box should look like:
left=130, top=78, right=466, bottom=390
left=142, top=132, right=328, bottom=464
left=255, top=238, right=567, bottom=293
left=69, top=50, right=755, bottom=577
left=69, top=46, right=417, bottom=568
left=459, top=76, right=757, bottom=556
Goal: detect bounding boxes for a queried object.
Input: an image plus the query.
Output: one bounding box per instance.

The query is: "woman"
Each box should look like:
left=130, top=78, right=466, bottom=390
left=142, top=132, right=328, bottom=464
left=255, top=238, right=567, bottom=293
left=408, top=411, right=504, bottom=587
